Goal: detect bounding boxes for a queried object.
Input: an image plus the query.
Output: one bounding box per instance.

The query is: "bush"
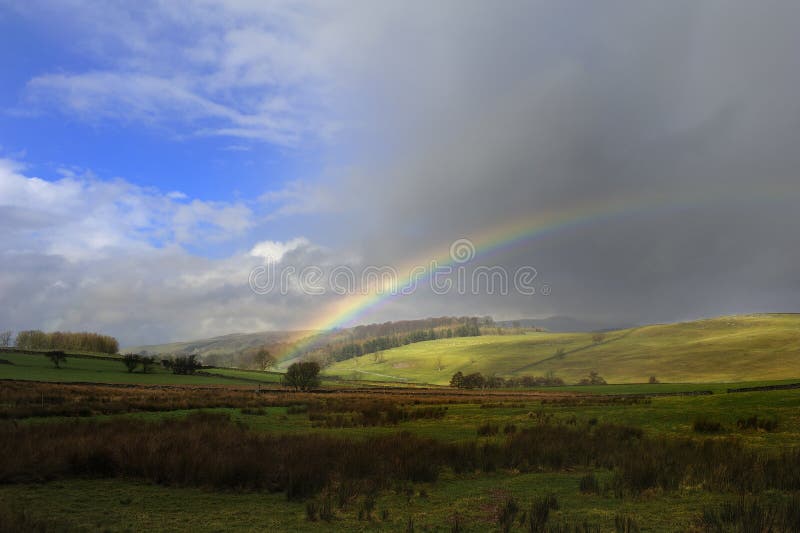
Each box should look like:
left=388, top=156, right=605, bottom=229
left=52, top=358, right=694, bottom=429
left=692, top=417, right=723, bottom=433
left=737, top=415, right=778, bottom=432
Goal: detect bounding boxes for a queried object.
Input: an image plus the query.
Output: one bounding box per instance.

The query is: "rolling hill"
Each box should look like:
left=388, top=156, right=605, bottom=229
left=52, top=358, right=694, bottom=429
left=125, top=330, right=312, bottom=360
left=321, top=314, right=800, bottom=384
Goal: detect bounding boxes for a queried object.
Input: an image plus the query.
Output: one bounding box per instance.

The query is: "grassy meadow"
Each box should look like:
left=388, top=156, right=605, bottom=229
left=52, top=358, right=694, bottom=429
left=322, top=314, right=800, bottom=384
left=1, top=374, right=800, bottom=531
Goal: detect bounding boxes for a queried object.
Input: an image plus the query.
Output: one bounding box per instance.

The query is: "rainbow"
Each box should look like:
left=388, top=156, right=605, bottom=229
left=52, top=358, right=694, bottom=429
left=283, top=185, right=795, bottom=360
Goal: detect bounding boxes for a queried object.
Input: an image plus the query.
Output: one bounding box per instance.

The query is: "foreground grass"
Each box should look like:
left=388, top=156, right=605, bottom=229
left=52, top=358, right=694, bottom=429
left=0, top=473, right=725, bottom=532
left=2, top=380, right=800, bottom=531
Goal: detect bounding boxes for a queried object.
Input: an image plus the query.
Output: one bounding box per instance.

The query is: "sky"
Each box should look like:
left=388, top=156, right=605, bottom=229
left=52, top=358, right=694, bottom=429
left=2, top=1, right=800, bottom=347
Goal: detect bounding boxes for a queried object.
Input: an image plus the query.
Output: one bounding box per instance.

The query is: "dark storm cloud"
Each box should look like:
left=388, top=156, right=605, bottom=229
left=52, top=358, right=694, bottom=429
left=328, top=1, right=800, bottom=325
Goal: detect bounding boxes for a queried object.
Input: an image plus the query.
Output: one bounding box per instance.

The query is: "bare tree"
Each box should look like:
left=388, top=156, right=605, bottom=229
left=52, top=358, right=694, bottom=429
left=251, top=348, right=275, bottom=371
left=0, top=331, right=12, bottom=348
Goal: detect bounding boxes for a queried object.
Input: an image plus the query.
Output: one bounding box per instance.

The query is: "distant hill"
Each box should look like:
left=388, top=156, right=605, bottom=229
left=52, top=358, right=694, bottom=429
left=125, top=330, right=311, bottom=364
left=322, top=314, right=800, bottom=385
left=124, top=316, right=489, bottom=368
left=496, top=316, right=633, bottom=332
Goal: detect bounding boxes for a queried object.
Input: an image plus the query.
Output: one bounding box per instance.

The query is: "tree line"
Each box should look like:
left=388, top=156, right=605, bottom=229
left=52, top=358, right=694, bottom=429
left=14, top=330, right=119, bottom=354
left=321, top=318, right=482, bottom=364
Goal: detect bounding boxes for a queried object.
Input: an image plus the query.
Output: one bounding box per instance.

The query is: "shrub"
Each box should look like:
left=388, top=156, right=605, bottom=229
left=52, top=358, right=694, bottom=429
left=737, top=415, right=778, bottom=432
left=692, top=417, right=723, bottom=433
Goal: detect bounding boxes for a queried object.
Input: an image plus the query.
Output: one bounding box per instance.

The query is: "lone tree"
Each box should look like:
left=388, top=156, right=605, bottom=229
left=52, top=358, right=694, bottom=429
left=283, top=361, right=320, bottom=391
left=592, top=333, right=606, bottom=344
left=46, top=351, right=66, bottom=369
left=122, top=353, right=140, bottom=373
left=0, top=330, right=12, bottom=347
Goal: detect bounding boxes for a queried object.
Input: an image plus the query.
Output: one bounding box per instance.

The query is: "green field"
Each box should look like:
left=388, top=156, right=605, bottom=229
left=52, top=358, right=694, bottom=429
left=0, top=351, right=368, bottom=389
left=0, top=351, right=270, bottom=386
left=323, top=314, right=800, bottom=385
left=2, top=383, right=800, bottom=531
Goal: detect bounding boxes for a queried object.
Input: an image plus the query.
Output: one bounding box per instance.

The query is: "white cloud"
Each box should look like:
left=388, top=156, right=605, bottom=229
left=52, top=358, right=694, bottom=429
left=250, top=237, right=310, bottom=263
left=27, top=72, right=303, bottom=145
left=0, top=159, right=345, bottom=345
left=0, top=158, right=253, bottom=260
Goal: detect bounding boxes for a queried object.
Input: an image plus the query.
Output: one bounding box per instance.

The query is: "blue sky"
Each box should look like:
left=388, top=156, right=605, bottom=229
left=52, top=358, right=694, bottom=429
left=0, top=5, right=326, bottom=223
left=2, top=1, right=800, bottom=346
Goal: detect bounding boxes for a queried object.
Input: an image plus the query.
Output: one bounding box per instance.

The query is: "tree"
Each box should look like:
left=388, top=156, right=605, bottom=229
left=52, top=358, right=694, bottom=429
left=46, top=351, right=66, bottom=369
left=251, top=348, right=275, bottom=371
left=0, top=330, right=12, bottom=347
left=648, top=375, right=659, bottom=384
left=140, top=356, right=156, bottom=374
left=462, top=372, right=486, bottom=389
left=122, top=354, right=140, bottom=373
left=578, top=371, right=606, bottom=386
left=450, top=371, right=465, bottom=388
left=283, top=361, right=320, bottom=391
left=592, top=333, right=606, bottom=344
